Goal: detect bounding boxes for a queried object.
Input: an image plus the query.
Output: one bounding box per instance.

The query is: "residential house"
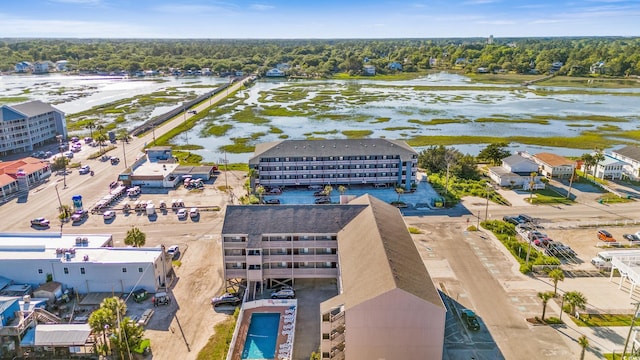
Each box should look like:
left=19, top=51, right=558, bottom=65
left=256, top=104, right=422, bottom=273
left=55, top=60, right=69, bottom=72
left=532, top=152, right=575, bottom=179
left=591, top=153, right=625, bottom=180
left=0, top=100, right=67, bottom=154
left=429, top=58, right=438, bottom=67
left=249, top=138, right=418, bottom=190
left=20, top=324, right=95, bottom=358
left=265, top=68, right=285, bottom=77
left=276, top=63, right=291, bottom=71
left=0, top=157, right=51, bottom=200
left=611, top=145, right=640, bottom=180
left=590, top=61, right=606, bottom=75
left=488, top=154, right=543, bottom=187
left=550, top=61, right=563, bottom=72
left=14, top=61, right=32, bottom=73
left=477, top=67, right=489, bottom=73
left=32, top=62, right=49, bottom=74
left=455, top=58, right=467, bottom=66
left=388, top=62, right=403, bottom=71
left=221, top=195, right=446, bottom=360
left=363, top=65, right=375, bottom=76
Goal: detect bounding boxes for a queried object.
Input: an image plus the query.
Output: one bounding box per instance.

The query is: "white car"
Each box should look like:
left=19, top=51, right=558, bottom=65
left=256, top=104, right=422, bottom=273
left=177, top=208, right=188, bottom=219
left=103, top=210, right=116, bottom=220
left=189, top=208, right=199, bottom=218
left=167, top=245, right=180, bottom=259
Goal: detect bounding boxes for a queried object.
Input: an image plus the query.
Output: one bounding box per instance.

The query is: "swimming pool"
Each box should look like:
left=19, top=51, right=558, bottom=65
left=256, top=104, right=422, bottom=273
left=241, top=312, right=281, bottom=360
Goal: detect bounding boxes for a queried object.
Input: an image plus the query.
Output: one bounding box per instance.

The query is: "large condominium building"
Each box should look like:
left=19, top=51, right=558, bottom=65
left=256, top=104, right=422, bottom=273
left=249, top=139, right=419, bottom=190
left=0, top=101, right=67, bottom=155
left=221, top=195, right=446, bottom=360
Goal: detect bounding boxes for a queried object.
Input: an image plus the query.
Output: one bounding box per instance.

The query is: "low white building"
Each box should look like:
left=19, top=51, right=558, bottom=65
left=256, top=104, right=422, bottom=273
left=488, top=154, right=543, bottom=187
left=265, top=68, right=285, bottom=77
left=611, top=145, right=640, bottom=180
left=592, top=153, right=625, bottom=180
left=0, top=233, right=169, bottom=294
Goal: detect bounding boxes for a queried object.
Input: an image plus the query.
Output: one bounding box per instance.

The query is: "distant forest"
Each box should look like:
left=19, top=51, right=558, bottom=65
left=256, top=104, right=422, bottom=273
left=1, top=37, right=639, bottom=77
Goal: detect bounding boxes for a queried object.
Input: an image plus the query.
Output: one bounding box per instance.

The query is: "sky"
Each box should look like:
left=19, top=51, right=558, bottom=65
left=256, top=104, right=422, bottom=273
left=1, top=0, right=639, bottom=39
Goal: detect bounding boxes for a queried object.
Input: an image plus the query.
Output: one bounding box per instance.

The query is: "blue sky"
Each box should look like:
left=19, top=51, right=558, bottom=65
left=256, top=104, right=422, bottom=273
left=1, top=0, right=639, bottom=38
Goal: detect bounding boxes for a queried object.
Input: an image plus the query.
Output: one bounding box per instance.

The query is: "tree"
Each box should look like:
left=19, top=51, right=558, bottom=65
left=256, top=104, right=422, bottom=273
left=563, top=291, right=587, bottom=316
left=89, top=307, right=113, bottom=356
left=255, top=185, right=265, bottom=204
left=537, top=291, right=554, bottom=321
left=548, top=268, right=565, bottom=296
left=592, top=149, right=605, bottom=180
left=124, top=227, right=146, bottom=247
left=338, top=185, right=347, bottom=196
left=580, top=153, right=595, bottom=179
left=324, top=185, right=333, bottom=198
left=395, top=187, right=405, bottom=203
left=578, top=335, right=589, bottom=360
left=478, top=142, right=510, bottom=165
left=86, top=119, right=96, bottom=139
left=95, top=132, right=108, bottom=155
left=117, top=128, right=130, bottom=143
left=101, top=296, right=127, bottom=321
left=58, top=204, right=72, bottom=221
left=51, top=155, right=68, bottom=172
left=111, top=317, right=145, bottom=360
left=528, top=172, right=537, bottom=203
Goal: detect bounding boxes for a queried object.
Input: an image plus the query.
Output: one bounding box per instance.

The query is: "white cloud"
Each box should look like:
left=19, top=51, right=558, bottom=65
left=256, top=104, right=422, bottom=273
left=249, top=4, right=274, bottom=11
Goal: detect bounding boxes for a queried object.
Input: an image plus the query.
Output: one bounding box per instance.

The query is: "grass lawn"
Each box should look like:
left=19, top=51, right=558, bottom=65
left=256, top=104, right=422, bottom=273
left=572, top=313, right=633, bottom=327
left=528, top=189, right=574, bottom=205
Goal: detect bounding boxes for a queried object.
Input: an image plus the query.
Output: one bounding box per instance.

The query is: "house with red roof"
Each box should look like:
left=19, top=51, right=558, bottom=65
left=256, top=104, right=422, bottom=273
left=0, top=157, right=51, bottom=200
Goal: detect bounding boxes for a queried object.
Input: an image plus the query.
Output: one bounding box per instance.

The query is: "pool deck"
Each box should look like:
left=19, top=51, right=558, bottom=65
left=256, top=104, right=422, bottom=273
left=231, top=306, right=295, bottom=360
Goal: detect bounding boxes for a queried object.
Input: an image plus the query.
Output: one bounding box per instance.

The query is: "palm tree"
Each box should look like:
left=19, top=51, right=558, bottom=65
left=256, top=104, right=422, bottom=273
left=88, top=307, right=113, bottom=356
left=255, top=185, right=265, bottom=204
left=528, top=172, right=537, bottom=203
left=86, top=120, right=96, bottom=139
left=124, top=226, right=146, bottom=247
left=95, top=132, right=108, bottom=156
left=324, top=185, right=333, bottom=198
left=58, top=204, right=72, bottom=221
left=117, top=128, right=129, bottom=143
left=592, top=149, right=605, bottom=180
left=564, top=291, right=587, bottom=316
left=548, top=268, right=565, bottom=297
left=578, top=335, right=589, bottom=360
left=396, top=187, right=405, bottom=203
left=101, top=296, right=127, bottom=320
left=580, top=153, right=595, bottom=179
left=537, top=291, right=554, bottom=321
left=338, top=185, right=347, bottom=196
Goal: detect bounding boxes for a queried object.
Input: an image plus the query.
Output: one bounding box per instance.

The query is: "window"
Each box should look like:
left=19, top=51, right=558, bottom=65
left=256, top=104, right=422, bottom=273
left=63, top=268, right=69, bottom=274
left=138, top=267, right=143, bottom=273
left=122, top=267, right=127, bottom=273
left=322, top=333, right=330, bottom=340
left=38, top=269, right=43, bottom=274
left=80, top=267, right=85, bottom=275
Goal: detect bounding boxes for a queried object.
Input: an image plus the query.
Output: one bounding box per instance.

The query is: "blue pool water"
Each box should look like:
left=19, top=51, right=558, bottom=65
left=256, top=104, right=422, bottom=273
left=241, top=312, right=281, bottom=359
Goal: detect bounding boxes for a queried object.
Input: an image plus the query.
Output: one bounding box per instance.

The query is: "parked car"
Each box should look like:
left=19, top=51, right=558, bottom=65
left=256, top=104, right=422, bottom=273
left=315, top=197, right=331, bottom=204
left=109, top=181, right=119, bottom=189
left=189, top=208, right=199, bottom=219
left=103, top=210, right=116, bottom=220
left=64, top=151, right=74, bottom=159
left=461, top=309, right=480, bottom=331
left=264, top=199, right=281, bottom=205
left=528, top=231, right=547, bottom=241
left=211, top=293, right=242, bottom=306
left=597, top=229, right=615, bottom=242
left=623, top=232, right=640, bottom=242
left=79, top=165, right=91, bottom=174
left=30, top=217, right=50, bottom=227
left=167, top=245, right=180, bottom=260
left=313, top=190, right=328, bottom=197
left=271, top=288, right=296, bottom=299
left=152, top=292, right=171, bottom=306
left=517, top=214, right=535, bottom=223
left=503, top=216, right=520, bottom=226
left=177, top=208, right=188, bottom=220
left=110, top=156, right=120, bottom=165
left=533, top=238, right=553, bottom=247
left=132, top=288, right=149, bottom=303
left=188, top=110, right=197, bottom=114
left=71, top=209, right=89, bottom=222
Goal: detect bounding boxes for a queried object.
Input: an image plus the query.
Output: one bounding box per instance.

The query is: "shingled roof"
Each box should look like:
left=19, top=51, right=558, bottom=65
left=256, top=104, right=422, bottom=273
left=613, top=145, right=640, bottom=162
left=249, top=139, right=417, bottom=165
left=534, top=152, right=574, bottom=167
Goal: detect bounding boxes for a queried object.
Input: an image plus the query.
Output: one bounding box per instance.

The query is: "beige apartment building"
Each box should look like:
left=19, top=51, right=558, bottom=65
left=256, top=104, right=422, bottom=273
left=248, top=139, right=419, bottom=190
left=221, top=195, right=446, bottom=360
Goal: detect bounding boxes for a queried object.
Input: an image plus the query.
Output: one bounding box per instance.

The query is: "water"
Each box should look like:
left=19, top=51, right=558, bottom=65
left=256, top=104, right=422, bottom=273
left=3, top=72, right=638, bottom=163
left=241, top=312, right=281, bottom=360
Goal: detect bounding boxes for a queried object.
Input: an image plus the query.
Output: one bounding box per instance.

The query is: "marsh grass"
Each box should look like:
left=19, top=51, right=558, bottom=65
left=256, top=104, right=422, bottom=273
left=384, top=126, right=417, bottom=131
left=475, top=117, right=549, bottom=125
left=342, top=130, right=373, bottom=138
left=372, top=117, right=391, bottom=123
left=408, top=118, right=467, bottom=125
left=0, top=96, right=29, bottom=103
left=202, top=124, right=233, bottom=137
left=269, top=126, right=284, bottom=134
left=220, top=137, right=255, bottom=153
left=260, top=106, right=308, bottom=117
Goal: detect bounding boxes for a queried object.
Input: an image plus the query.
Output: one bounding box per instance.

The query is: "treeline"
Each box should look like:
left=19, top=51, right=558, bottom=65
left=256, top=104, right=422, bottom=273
left=1, top=37, right=639, bottom=77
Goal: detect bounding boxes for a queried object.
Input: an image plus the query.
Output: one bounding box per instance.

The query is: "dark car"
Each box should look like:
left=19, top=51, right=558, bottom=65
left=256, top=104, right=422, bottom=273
left=313, top=190, right=329, bottom=197
left=517, top=214, right=534, bottom=223
left=503, top=216, right=520, bottom=226
left=315, top=197, right=331, bottom=204
left=132, top=288, right=149, bottom=303
left=461, top=309, right=480, bottom=331
left=110, top=157, right=120, bottom=165
left=264, top=199, right=281, bottom=205
left=624, top=233, right=640, bottom=242
left=211, top=293, right=241, bottom=306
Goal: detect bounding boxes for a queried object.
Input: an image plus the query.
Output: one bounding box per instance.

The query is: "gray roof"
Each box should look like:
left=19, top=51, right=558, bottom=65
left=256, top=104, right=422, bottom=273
left=10, top=100, right=63, bottom=118
left=502, top=154, right=537, bottom=167
left=249, top=139, right=417, bottom=165
left=613, top=145, right=640, bottom=162
left=223, top=204, right=367, bottom=246
left=34, top=324, right=91, bottom=346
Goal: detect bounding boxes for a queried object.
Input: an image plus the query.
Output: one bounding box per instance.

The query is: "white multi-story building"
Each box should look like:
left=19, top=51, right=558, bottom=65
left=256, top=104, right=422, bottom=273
left=0, top=233, right=170, bottom=294
left=249, top=139, right=419, bottom=190
left=221, top=195, right=446, bottom=360
left=0, top=101, right=67, bottom=155
left=611, top=145, right=640, bottom=180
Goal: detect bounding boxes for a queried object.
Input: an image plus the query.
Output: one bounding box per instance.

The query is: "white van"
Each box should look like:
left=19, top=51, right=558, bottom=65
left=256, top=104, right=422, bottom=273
left=591, top=252, right=613, bottom=269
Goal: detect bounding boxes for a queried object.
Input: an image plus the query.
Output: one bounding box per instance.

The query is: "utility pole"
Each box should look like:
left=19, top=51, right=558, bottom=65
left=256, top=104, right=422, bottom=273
left=622, top=302, right=640, bottom=359
left=485, top=185, right=491, bottom=221
left=567, top=167, right=575, bottom=199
